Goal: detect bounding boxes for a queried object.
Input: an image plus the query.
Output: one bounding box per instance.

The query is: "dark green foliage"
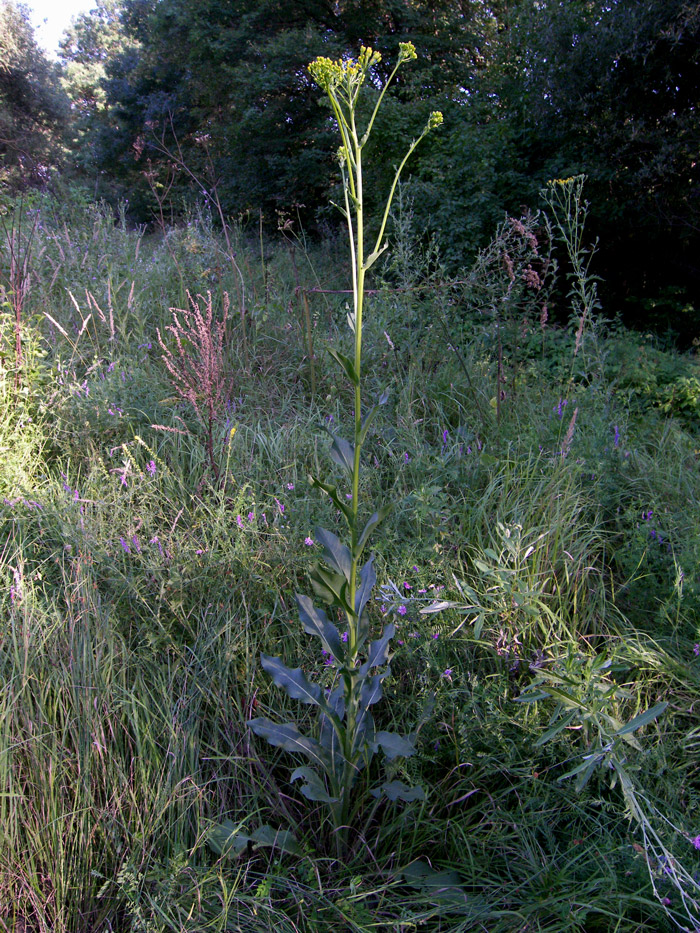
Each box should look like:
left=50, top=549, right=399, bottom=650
left=0, top=0, right=69, bottom=188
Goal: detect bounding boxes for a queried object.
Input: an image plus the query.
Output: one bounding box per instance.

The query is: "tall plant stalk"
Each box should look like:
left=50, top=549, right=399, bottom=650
left=248, top=44, right=442, bottom=855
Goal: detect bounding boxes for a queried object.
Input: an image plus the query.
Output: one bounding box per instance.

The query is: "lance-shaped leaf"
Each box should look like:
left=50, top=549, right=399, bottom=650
left=291, top=766, right=339, bottom=803
left=353, top=670, right=389, bottom=754
left=355, top=556, right=376, bottom=619
left=327, top=347, right=359, bottom=386
left=249, top=718, right=330, bottom=772
left=374, top=730, right=416, bottom=760
left=359, top=390, right=389, bottom=446
left=260, top=654, right=325, bottom=709
left=308, top=474, right=353, bottom=523
left=295, top=594, right=342, bottom=658
left=309, top=563, right=351, bottom=612
left=327, top=429, right=355, bottom=476
left=613, top=702, right=667, bottom=740
left=371, top=781, right=425, bottom=802
left=357, top=504, right=392, bottom=555
left=363, top=242, right=388, bottom=272
left=315, top=526, right=352, bottom=580
left=366, top=623, right=395, bottom=669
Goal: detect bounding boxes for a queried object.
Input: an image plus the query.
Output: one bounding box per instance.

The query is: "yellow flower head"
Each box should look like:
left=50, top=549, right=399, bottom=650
left=398, top=41, right=417, bottom=63
left=428, top=111, right=444, bottom=130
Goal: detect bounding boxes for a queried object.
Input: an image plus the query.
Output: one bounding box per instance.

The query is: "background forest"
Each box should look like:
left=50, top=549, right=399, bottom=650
left=2, top=2, right=700, bottom=932
left=2, top=0, right=699, bottom=336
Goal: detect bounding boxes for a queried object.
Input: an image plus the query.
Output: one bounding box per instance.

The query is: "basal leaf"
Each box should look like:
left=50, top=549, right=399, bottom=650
left=399, top=860, right=470, bottom=909
left=291, top=766, right=339, bottom=803
left=208, top=821, right=302, bottom=858
left=371, top=780, right=425, bottom=802
left=295, top=594, right=342, bottom=658
left=374, top=729, right=416, bottom=760
left=315, top=526, right=352, bottom=580
left=250, top=824, right=303, bottom=857
left=260, top=654, right=324, bottom=708
left=249, top=718, right=329, bottom=771
left=327, top=348, right=359, bottom=386
left=207, top=819, right=250, bottom=857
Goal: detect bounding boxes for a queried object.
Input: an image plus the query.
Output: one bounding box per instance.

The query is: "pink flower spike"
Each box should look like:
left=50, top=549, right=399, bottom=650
left=693, top=835, right=700, bottom=850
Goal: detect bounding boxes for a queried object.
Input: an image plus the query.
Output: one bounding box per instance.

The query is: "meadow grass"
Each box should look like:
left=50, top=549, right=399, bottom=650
left=0, top=194, right=699, bottom=931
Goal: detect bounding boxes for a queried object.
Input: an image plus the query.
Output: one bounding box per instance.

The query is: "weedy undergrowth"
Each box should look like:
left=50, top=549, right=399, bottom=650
left=242, top=44, right=442, bottom=857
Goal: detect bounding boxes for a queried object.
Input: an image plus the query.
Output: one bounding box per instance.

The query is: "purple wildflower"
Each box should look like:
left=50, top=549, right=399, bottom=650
left=442, top=429, right=449, bottom=444
left=236, top=515, right=244, bottom=529
left=613, top=425, right=620, bottom=448
left=248, top=512, right=255, bottom=522
left=403, top=582, right=412, bottom=590
left=398, top=605, right=407, bottom=616
left=286, top=483, right=294, bottom=491
left=404, top=452, right=410, bottom=463
left=341, top=632, right=348, bottom=643
left=694, top=644, right=699, bottom=657
left=146, top=460, right=157, bottom=475
left=693, top=835, right=700, bottom=850
left=304, top=536, right=314, bottom=546
left=119, top=537, right=131, bottom=554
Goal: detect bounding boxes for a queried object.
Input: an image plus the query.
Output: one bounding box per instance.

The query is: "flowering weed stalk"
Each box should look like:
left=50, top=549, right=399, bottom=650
left=247, top=44, right=442, bottom=855
left=157, top=290, right=231, bottom=480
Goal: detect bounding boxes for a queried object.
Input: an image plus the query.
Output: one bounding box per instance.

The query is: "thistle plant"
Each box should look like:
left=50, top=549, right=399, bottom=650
left=248, top=44, right=442, bottom=854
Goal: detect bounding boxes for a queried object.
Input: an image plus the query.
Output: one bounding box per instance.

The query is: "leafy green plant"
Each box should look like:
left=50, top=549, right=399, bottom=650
left=247, top=44, right=442, bottom=855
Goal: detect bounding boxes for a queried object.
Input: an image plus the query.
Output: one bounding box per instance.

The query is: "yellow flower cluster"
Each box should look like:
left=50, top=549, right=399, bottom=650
left=428, top=111, right=444, bottom=129
left=308, top=46, right=382, bottom=92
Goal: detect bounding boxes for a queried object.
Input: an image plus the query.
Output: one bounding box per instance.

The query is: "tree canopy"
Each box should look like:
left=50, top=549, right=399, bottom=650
left=0, top=0, right=68, bottom=188
left=5, top=0, right=699, bottom=332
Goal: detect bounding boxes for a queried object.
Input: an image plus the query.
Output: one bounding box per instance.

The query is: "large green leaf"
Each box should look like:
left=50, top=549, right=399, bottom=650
left=315, top=526, right=352, bottom=580
left=374, top=729, right=416, bottom=760
left=291, top=766, right=339, bottom=803
left=372, top=780, right=425, bottom=802
left=399, top=860, right=471, bottom=910
left=249, top=718, right=329, bottom=771
left=260, top=654, right=325, bottom=708
left=295, top=594, right=342, bottom=658
left=208, top=820, right=302, bottom=858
